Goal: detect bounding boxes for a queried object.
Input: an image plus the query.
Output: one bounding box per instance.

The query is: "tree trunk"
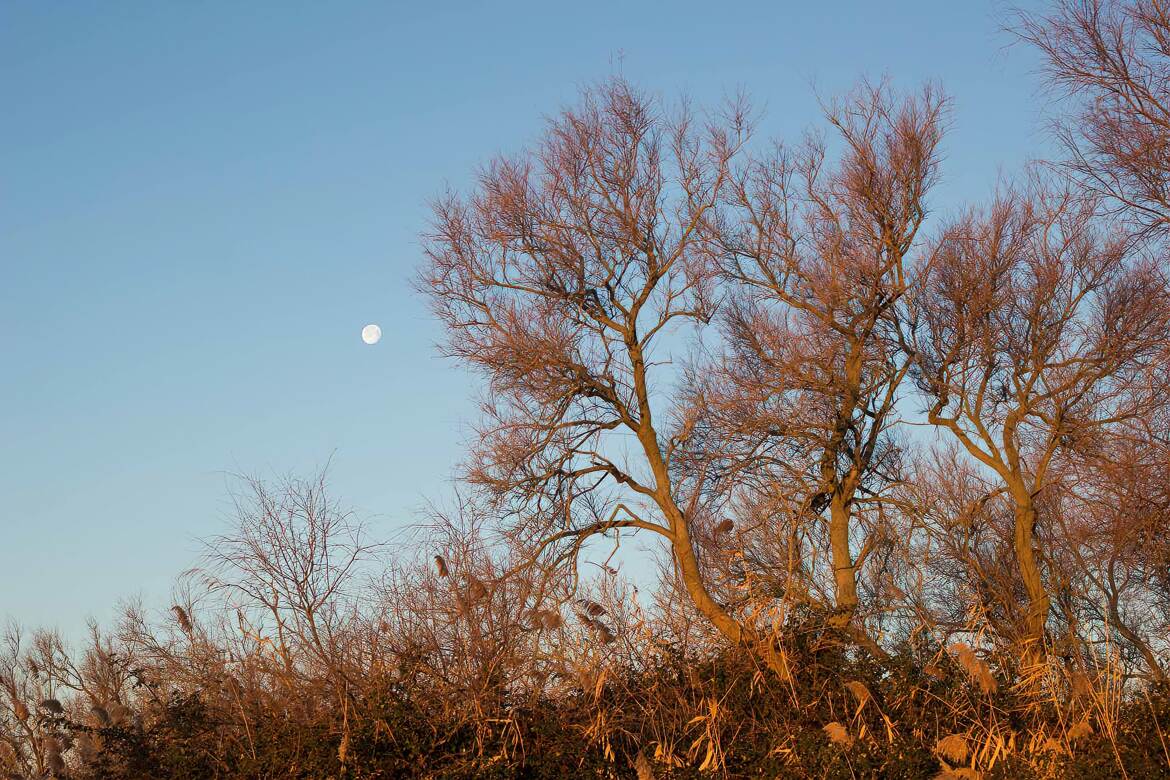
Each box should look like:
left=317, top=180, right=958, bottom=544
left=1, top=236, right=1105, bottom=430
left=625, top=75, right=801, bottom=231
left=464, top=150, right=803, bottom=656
left=1013, top=500, right=1050, bottom=656
left=828, top=491, right=859, bottom=628
left=671, top=514, right=744, bottom=645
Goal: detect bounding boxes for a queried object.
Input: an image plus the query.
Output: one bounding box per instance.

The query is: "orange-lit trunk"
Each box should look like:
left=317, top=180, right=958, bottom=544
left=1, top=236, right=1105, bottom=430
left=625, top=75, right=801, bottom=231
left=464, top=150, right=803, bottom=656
left=828, top=491, right=859, bottom=627
left=1012, top=499, right=1050, bottom=656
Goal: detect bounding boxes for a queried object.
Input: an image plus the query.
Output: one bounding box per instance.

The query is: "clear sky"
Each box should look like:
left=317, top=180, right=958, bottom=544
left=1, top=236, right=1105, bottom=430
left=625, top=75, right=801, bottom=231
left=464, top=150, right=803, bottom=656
left=1, top=1, right=1051, bottom=638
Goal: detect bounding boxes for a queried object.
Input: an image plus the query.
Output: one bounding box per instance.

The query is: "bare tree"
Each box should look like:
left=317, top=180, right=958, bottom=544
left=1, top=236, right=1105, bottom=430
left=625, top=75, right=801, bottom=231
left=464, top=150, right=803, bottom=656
left=913, top=179, right=1169, bottom=658
left=1018, top=0, right=1170, bottom=238
left=196, top=468, right=379, bottom=763
left=687, top=82, right=946, bottom=650
left=1044, top=393, right=1170, bottom=682
left=420, top=79, right=760, bottom=655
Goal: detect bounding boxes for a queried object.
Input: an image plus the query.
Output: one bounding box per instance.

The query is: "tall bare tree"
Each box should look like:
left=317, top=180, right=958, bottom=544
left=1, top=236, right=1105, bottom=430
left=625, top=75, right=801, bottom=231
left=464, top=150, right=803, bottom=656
left=420, top=80, right=754, bottom=651
left=913, top=180, right=1168, bottom=657
left=687, top=83, right=946, bottom=647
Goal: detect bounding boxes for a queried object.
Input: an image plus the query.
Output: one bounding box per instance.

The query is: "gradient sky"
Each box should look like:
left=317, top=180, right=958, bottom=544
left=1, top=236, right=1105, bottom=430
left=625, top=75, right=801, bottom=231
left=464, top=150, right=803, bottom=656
left=1, top=1, right=1052, bottom=639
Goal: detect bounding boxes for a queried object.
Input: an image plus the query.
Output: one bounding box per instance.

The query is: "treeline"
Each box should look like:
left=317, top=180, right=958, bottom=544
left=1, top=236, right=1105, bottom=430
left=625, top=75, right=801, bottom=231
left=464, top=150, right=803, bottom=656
left=4, top=1, right=1170, bottom=777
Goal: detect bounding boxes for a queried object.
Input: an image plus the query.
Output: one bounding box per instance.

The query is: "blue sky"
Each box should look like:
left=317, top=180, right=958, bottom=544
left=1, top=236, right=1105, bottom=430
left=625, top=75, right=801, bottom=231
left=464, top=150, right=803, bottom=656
left=1, top=1, right=1050, bottom=638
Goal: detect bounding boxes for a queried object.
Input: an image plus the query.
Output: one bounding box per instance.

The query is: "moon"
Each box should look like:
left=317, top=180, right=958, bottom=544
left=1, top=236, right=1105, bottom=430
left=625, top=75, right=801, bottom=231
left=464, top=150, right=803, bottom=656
left=361, top=324, right=382, bottom=345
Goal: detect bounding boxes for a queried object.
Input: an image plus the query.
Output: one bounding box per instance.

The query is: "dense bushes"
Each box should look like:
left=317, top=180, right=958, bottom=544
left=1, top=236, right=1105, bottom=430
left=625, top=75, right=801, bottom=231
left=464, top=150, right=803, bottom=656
left=23, top=640, right=1168, bottom=778
left=1, top=498, right=1166, bottom=778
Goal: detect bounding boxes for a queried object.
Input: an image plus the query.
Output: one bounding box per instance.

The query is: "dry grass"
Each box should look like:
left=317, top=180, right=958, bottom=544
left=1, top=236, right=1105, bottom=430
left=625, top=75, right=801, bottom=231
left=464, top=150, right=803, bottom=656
left=823, top=721, right=854, bottom=748
left=935, top=733, right=970, bottom=764
left=949, top=643, right=997, bottom=695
